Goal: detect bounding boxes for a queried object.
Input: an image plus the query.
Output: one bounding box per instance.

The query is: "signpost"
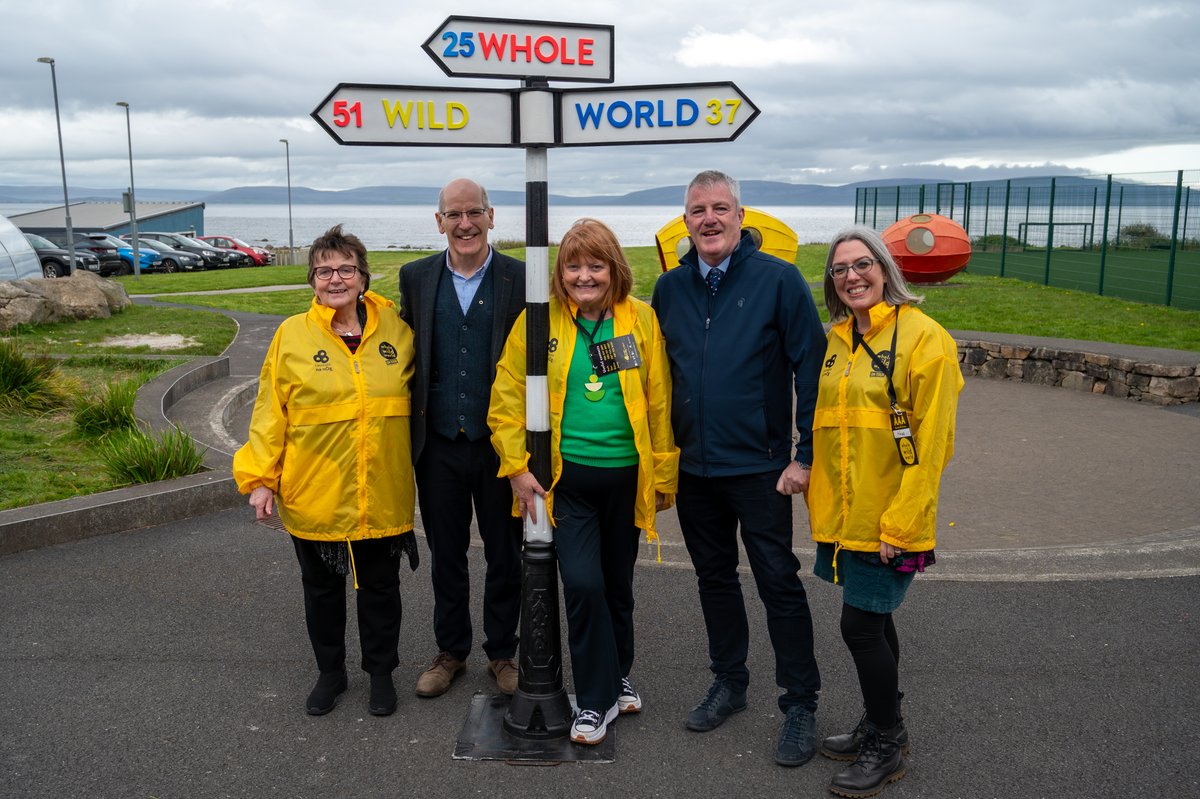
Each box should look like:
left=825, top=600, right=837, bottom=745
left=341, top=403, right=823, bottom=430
left=312, top=14, right=758, bottom=762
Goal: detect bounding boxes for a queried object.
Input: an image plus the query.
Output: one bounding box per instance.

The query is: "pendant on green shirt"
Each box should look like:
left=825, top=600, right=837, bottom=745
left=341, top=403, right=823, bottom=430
left=583, top=372, right=606, bottom=401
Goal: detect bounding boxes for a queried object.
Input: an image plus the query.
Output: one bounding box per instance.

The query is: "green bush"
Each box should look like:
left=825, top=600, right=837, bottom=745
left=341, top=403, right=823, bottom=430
left=72, top=379, right=138, bottom=438
left=973, top=234, right=1024, bottom=251
left=0, top=340, right=69, bottom=412
left=1117, top=222, right=1170, bottom=249
left=100, top=427, right=206, bottom=485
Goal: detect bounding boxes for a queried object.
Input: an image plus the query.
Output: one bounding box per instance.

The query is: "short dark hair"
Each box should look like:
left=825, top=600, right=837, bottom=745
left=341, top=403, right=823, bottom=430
left=823, top=226, right=923, bottom=323
left=307, top=224, right=371, bottom=292
left=551, top=218, right=633, bottom=307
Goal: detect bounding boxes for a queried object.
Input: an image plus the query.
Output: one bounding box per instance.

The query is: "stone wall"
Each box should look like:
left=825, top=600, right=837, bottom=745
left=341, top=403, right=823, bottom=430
left=958, top=340, right=1200, bottom=405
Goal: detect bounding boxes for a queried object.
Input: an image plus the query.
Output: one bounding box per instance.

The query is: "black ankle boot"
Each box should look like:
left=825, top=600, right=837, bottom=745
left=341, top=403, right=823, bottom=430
left=828, top=723, right=907, bottom=798
left=820, top=693, right=909, bottom=761
left=305, top=670, right=348, bottom=716
left=368, top=673, right=397, bottom=716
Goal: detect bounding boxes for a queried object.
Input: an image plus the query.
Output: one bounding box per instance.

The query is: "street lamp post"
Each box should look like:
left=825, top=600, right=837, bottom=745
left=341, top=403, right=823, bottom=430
left=36, top=57, right=76, bottom=273
left=279, top=138, right=294, bottom=266
left=115, top=101, right=140, bottom=279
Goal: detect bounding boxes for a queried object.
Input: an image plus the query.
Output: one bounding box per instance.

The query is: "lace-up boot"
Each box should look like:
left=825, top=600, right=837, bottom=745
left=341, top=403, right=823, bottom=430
left=828, top=722, right=907, bottom=798
left=821, top=692, right=909, bottom=761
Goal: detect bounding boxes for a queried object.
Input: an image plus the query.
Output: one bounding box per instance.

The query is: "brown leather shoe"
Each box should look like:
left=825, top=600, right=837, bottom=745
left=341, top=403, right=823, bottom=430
left=415, top=652, right=465, bottom=698
left=489, top=658, right=518, bottom=695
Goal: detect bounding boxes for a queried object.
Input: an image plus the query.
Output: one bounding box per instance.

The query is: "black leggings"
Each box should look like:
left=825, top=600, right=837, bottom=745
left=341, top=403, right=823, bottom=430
left=840, top=603, right=900, bottom=728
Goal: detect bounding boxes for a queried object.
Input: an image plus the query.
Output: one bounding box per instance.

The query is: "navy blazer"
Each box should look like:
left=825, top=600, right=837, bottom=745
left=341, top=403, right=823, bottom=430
left=399, top=249, right=526, bottom=462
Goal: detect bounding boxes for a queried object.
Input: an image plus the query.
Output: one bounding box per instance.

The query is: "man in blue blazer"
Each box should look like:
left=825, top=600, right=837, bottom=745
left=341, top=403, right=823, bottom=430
left=399, top=178, right=526, bottom=698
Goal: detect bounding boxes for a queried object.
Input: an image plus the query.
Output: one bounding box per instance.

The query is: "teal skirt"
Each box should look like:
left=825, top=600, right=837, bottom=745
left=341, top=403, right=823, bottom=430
left=814, top=543, right=915, bottom=614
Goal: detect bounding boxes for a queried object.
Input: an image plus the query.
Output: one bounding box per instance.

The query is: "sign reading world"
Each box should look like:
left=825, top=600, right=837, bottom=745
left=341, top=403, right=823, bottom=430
left=561, top=82, right=759, bottom=145
left=423, top=16, right=615, bottom=83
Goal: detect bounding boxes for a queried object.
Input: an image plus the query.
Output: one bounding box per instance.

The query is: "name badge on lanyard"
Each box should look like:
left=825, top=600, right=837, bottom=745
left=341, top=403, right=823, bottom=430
left=859, top=307, right=918, bottom=467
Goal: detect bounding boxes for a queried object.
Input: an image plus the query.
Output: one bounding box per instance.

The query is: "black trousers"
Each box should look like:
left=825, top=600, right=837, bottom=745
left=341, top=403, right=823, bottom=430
left=676, top=469, right=821, bottom=712
left=553, top=460, right=640, bottom=713
left=415, top=433, right=522, bottom=661
left=291, top=535, right=402, bottom=676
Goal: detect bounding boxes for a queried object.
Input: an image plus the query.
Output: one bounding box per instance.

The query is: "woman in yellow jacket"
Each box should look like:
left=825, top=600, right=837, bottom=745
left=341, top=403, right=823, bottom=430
left=489, top=218, right=678, bottom=746
left=233, top=225, right=416, bottom=719
left=806, top=226, right=963, bottom=798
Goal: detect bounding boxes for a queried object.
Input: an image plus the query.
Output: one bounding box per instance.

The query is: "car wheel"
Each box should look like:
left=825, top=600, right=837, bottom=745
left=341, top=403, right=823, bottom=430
left=119, top=260, right=133, bottom=276
left=162, top=259, right=179, bottom=273
left=42, top=261, right=65, bottom=278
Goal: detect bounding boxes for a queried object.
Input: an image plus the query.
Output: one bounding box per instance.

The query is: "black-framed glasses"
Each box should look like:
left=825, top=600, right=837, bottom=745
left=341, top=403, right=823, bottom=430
left=828, top=257, right=879, bottom=279
left=313, top=265, right=359, bottom=281
left=440, top=207, right=489, bottom=222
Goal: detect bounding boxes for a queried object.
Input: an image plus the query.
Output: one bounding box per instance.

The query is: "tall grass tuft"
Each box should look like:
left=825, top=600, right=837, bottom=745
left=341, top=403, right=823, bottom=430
left=73, top=379, right=139, bottom=438
left=100, top=427, right=206, bottom=485
left=0, top=340, right=69, bottom=412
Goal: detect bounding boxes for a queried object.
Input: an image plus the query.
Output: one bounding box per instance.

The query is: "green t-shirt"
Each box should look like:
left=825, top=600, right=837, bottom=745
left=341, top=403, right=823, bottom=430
left=560, top=317, right=638, bottom=468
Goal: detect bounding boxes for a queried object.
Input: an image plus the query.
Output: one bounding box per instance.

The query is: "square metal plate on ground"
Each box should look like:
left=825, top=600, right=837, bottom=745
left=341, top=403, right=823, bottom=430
left=453, top=692, right=614, bottom=763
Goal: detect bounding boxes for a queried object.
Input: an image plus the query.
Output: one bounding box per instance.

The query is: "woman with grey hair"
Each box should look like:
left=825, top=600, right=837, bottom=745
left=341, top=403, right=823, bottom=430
left=805, top=226, right=963, bottom=797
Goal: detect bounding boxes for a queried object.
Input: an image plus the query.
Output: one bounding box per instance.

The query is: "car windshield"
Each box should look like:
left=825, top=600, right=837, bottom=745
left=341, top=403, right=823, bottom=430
left=178, top=236, right=211, bottom=248
left=229, top=237, right=252, bottom=247
left=130, top=240, right=163, bottom=252
left=25, top=233, right=55, bottom=249
left=91, top=234, right=128, bottom=248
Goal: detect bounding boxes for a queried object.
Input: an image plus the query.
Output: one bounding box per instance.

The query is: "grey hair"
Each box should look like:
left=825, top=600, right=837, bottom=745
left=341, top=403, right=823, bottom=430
left=823, top=226, right=924, bottom=323
left=437, top=180, right=490, bottom=213
left=685, top=170, right=741, bottom=209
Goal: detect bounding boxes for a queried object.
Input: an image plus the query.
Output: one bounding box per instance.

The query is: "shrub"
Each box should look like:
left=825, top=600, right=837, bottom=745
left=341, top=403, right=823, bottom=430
left=973, top=234, right=1024, bottom=251
left=0, top=340, right=69, bottom=412
left=1118, top=223, right=1170, bottom=249
left=100, top=427, right=206, bottom=485
left=73, top=379, right=139, bottom=438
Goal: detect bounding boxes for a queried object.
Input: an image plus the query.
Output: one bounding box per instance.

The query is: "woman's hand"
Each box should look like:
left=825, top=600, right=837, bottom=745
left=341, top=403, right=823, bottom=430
left=249, top=486, right=275, bottom=520
left=509, top=471, right=547, bottom=524
left=880, top=541, right=904, bottom=565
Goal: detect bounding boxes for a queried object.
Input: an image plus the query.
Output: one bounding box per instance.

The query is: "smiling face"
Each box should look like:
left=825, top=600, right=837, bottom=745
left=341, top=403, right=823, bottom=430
left=311, top=250, right=365, bottom=315
left=436, top=178, right=494, bottom=272
left=562, top=256, right=612, bottom=317
left=831, top=239, right=886, bottom=323
left=684, top=181, right=745, bottom=267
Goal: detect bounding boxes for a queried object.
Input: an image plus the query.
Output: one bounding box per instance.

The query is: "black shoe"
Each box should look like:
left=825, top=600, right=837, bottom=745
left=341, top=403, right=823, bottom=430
left=821, top=694, right=910, bottom=762
left=829, top=724, right=907, bottom=798
left=368, top=674, right=397, bottom=716
left=685, top=679, right=747, bottom=732
left=775, top=705, right=817, bottom=766
left=305, top=671, right=348, bottom=716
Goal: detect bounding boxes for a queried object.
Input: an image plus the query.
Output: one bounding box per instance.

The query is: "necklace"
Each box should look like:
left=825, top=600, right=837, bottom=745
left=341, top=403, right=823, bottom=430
left=331, top=321, right=360, bottom=336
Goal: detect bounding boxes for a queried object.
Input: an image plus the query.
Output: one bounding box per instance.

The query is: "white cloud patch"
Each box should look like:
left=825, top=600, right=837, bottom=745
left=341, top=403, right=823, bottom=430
left=675, top=26, right=847, bottom=68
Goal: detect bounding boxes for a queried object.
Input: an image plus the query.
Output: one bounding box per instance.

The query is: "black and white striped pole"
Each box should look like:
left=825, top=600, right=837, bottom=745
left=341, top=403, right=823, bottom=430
left=502, top=83, right=574, bottom=738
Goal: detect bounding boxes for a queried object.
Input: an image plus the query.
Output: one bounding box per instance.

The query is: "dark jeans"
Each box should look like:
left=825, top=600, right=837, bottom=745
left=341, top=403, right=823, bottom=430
left=676, top=469, right=821, bottom=711
left=840, top=603, right=901, bottom=728
left=553, top=460, right=640, bottom=712
left=415, top=433, right=522, bottom=661
left=291, top=535, right=402, bottom=676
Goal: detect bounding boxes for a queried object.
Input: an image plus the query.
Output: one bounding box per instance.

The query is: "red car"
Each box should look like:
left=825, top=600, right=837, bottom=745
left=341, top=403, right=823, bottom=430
left=197, top=235, right=274, bottom=266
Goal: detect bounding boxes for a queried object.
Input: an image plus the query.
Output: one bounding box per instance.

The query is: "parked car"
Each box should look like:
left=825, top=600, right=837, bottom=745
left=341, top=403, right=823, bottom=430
left=119, top=236, right=204, bottom=273
left=24, top=232, right=101, bottom=278
left=197, top=235, right=273, bottom=265
left=138, top=232, right=238, bottom=269
left=86, top=233, right=162, bottom=273
left=43, top=231, right=126, bottom=276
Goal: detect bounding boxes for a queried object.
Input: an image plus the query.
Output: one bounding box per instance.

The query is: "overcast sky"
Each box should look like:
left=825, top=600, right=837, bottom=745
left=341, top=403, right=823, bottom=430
left=4, top=0, right=1198, bottom=196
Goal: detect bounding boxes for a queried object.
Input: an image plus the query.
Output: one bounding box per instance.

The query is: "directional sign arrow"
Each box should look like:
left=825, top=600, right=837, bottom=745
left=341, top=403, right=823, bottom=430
left=558, top=82, right=759, bottom=146
left=310, top=83, right=518, bottom=147
left=422, top=15, right=614, bottom=83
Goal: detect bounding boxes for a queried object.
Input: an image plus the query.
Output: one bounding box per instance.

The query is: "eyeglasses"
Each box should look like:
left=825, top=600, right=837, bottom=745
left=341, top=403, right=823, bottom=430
left=313, top=265, right=359, bottom=281
left=440, top=207, right=489, bottom=222
left=828, top=257, right=879, bottom=279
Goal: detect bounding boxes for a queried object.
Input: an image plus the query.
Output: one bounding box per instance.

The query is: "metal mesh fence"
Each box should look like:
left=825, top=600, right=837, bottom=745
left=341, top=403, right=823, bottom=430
left=855, top=170, right=1200, bottom=310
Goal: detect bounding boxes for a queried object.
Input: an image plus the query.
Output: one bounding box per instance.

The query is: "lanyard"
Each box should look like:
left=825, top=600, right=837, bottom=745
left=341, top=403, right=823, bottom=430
left=856, top=306, right=901, bottom=412
left=572, top=309, right=608, bottom=346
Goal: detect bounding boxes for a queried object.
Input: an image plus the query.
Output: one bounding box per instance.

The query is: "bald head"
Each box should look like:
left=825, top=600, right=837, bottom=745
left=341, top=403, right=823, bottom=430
left=436, top=178, right=496, bottom=273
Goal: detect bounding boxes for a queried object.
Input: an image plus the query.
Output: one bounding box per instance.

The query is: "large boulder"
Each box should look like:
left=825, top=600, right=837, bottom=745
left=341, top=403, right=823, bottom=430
left=0, top=271, right=132, bottom=332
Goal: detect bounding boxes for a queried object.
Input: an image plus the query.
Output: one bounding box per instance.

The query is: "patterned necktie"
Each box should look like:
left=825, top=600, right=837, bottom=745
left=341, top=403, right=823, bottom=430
left=705, top=267, right=724, bottom=295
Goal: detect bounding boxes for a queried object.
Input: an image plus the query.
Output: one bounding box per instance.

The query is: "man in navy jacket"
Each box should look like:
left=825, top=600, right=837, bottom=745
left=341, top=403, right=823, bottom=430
left=652, top=170, right=825, bottom=767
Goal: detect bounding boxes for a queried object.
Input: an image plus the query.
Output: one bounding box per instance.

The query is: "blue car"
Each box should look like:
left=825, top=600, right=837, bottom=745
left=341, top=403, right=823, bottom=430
left=86, top=233, right=162, bottom=274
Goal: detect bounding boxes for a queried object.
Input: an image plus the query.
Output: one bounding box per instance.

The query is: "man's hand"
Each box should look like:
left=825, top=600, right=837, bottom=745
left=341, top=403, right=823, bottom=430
left=775, top=461, right=811, bottom=496
left=249, top=486, right=275, bottom=520
left=510, top=471, right=547, bottom=524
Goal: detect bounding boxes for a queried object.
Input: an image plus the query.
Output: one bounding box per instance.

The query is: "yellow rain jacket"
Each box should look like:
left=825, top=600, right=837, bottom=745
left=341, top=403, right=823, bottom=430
left=806, top=302, right=963, bottom=553
left=488, top=296, right=679, bottom=539
left=233, top=291, right=416, bottom=541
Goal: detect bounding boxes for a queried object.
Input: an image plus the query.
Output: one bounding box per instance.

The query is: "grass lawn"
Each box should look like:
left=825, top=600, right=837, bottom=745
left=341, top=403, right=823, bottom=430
left=3, top=305, right=237, bottom=356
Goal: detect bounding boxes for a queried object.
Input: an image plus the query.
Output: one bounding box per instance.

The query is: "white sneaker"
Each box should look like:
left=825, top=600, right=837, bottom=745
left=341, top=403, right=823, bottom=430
left=570, top=702, right=619, bottom=745
left=617, top=677, right=642, bottom=714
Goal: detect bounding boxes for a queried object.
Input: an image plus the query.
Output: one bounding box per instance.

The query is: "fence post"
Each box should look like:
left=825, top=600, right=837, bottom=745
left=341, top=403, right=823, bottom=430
left=1114, top=186, right=1124, bottom=247
left=895, top=186, right=901, bottom=223
left=919, top=184, right=926, bottom=214
left=1098, top=175, right=1112, bottom=295
left=1166, top=170, right=1183, bottom=305
left=1089, top=186, right=1098, bottom=249
left=983, top=186, right=990, bottom=243
left=1000, top=180, right=1011, bottom=277
left=1044, top=178, right=1056, bottom=285
left=963, top=182, right=971, bottom=231
left=872, top=187, right=879, bottom=228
